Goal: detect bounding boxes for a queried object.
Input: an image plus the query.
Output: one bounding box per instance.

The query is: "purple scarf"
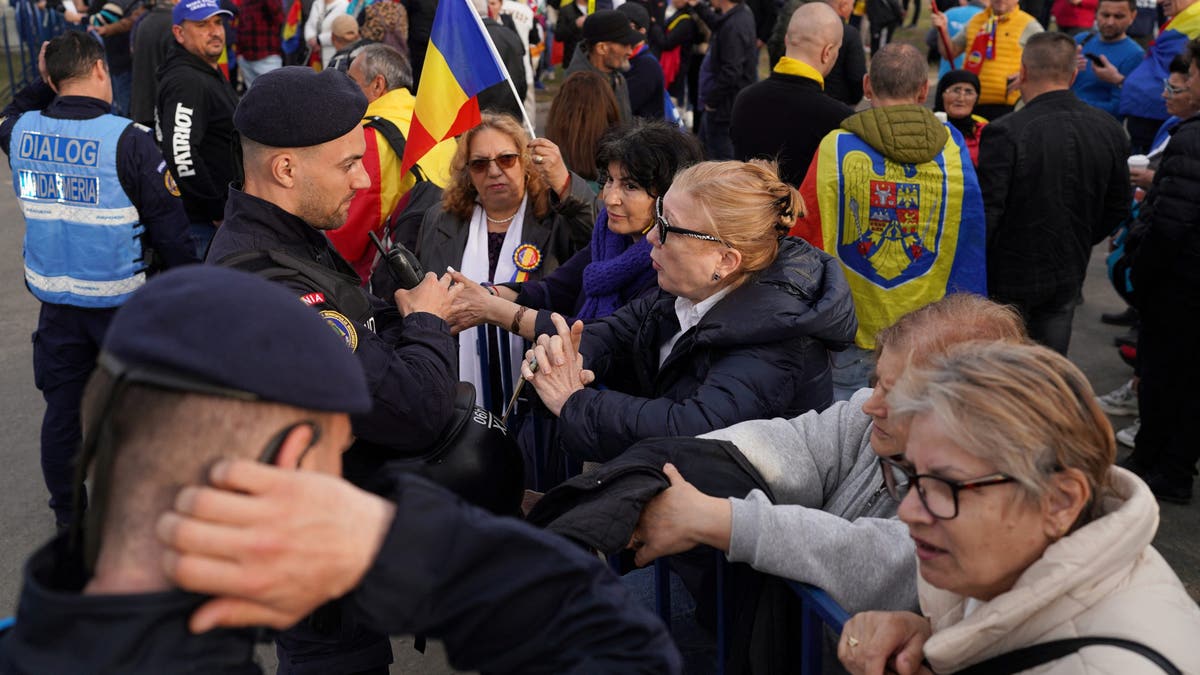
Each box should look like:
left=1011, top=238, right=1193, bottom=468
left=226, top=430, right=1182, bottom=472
left=576, top=209, right=657, bottom=321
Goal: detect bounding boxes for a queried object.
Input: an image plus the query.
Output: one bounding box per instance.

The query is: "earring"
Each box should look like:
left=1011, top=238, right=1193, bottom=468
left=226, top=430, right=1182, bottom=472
left=712, top=272, right=721, bottom=281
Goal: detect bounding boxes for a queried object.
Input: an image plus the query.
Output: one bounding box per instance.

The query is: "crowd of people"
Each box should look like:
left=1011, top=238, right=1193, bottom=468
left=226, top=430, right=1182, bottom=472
left=2, top=0, right=1200, bottom=670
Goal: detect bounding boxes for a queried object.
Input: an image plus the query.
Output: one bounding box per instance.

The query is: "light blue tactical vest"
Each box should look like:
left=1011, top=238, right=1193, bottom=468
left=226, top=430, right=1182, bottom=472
left=10, top=111, right=145, bottom=308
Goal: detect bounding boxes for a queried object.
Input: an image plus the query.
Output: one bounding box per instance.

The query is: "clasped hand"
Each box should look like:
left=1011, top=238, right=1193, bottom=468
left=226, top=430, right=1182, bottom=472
left=521, top=313, right=594, bottom=416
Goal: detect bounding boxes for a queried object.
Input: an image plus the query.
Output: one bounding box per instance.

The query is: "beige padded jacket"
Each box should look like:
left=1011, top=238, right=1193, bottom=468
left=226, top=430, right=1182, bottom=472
left=918, top=467, right=1200, bottom=674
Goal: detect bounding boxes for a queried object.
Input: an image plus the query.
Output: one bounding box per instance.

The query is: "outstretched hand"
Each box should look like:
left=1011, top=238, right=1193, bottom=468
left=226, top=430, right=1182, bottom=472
left=629, top=463, right=732, bottom=567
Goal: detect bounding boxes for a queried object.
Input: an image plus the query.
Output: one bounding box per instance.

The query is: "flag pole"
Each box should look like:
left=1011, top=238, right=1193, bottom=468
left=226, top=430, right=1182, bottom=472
left=462, top=0, right=538, bottom=138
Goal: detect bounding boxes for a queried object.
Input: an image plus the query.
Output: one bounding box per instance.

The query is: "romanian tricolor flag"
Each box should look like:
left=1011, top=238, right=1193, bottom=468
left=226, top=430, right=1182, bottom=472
left=791, top=121, right=986, bottom=350
left=218, top=43, right=234, bottom=80
left=400, top=0, right=508, bottom=176
left=281, top=0, right=303, bottom=55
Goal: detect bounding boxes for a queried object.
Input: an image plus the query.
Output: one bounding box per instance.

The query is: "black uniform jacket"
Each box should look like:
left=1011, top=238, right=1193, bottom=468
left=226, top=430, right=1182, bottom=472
left=0, top=474, right=682, bottom=674
left=207, top=187, right=458, bottom=474
left=0, top=537, right=261, bottom=674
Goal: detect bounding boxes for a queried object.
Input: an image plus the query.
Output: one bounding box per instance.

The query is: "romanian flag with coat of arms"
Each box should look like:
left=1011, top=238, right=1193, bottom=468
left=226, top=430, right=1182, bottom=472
left=791, top=122, right=986, bottom=350
left=400, top=0, right=509, bottom=176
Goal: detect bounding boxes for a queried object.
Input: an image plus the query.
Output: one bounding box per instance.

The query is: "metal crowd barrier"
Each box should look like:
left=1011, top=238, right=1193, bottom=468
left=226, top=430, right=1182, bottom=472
left=651, top=555, right=851, bottom=675
left=3, top=0, right=72, bottom=104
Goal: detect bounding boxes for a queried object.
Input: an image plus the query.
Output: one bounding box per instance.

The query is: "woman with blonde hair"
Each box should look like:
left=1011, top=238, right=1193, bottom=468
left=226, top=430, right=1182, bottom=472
left=417, top=112, right=594, bottom=411
left=839, top=342, right=1200, bottom=675
left=519, top=160, right=858, bottom=461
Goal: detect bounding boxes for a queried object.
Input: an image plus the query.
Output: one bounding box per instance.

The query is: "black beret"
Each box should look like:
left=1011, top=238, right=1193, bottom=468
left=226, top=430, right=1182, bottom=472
left=103, top=265, right=372, bottom=414
left=234, top=66, right=369, bottom=147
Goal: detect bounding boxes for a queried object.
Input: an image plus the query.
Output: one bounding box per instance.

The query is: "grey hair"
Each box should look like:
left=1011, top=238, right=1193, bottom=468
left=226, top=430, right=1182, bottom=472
left=888, top=341, right=1114, bottom=523
left=355, top=43, right=412, bottom=92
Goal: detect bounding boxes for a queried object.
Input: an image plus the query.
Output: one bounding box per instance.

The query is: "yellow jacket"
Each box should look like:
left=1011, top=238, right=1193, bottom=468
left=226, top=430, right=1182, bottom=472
left=961, top=8, right=1041, bottom=106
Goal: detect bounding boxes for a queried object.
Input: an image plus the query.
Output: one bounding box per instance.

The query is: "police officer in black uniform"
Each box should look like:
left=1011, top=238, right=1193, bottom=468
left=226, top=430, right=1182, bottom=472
left=0, top=266, right=680, bottom=674
left=0, top=32, right=197, bottom=531
left=205, top=65, right=462, bottom=674
left=206, top=66, right=460, bottom=488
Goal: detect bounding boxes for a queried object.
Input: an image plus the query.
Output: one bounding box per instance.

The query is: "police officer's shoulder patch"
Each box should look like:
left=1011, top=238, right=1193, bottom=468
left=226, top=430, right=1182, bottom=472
left=319, top=310, right=358, bottom=352
left=163, top=169, right=180, bottom=197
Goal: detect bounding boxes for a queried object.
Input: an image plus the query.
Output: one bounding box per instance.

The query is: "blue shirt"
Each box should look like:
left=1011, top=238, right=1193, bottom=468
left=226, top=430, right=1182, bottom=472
left=1073, top=33, right=1144, bottom=119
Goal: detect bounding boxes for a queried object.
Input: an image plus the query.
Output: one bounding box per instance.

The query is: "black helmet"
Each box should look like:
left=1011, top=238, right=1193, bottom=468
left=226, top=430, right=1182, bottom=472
left=381, top=383, right=525, bottom=516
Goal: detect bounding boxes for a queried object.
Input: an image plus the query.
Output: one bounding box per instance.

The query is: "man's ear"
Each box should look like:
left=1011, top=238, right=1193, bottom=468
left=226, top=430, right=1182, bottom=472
left=272, top=423, right=320, bottom=469
left=863, top=74, right=874, bottom=100
left=270, top=150, right=300, bottom=188
left=371, top=74, right=387, bottom=99
left=172, top=23, right=185, bottom=44
left=93, top=59, right=109, bottom=85
left=915, top=78, right=930, bottom=105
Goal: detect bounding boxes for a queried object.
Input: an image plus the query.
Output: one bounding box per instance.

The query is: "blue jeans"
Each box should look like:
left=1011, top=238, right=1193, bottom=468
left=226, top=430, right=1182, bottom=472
left=832, top=345, right=874, bottom=402
left=238, top=54, right=283, bottom=87
left=190, top=221, right=218, bottom=260
left=110, top=69, right=132, bottom=118
left=700, top=113, right=734, bottom=160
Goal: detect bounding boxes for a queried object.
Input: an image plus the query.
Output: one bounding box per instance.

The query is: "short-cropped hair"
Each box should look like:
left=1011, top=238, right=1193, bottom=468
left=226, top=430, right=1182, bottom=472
left=44, top=31, right=106, bottom=88
left=868, top=43, right=927, bottom=100
left=1022, top=31, right=1079, bottom=84
left=355, top=43, right=412, bottom=92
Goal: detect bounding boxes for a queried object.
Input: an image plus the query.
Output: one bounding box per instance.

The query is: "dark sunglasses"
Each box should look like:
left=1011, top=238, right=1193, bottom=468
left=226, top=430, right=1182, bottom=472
left=653, top=196, right=729, bottom=246
left=467, top=153, right=521, bottom=173
left=879, top=455, right=1016, bottom=520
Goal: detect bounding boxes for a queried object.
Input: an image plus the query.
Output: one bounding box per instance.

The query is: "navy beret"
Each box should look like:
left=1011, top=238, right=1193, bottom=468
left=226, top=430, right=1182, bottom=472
left=103, top=265, right=372, bottom=414
left=234, top=66, right=368, bottom=148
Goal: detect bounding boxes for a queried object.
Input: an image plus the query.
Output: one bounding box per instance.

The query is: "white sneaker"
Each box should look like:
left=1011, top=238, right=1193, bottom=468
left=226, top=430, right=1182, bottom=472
left=1097, top=380, right=1138, bottom=416
left=1116, top=419, right=1140, bottom=448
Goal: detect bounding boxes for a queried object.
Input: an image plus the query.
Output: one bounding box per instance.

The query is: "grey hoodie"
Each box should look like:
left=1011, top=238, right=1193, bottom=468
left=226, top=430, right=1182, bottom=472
left=700, top=388, right=918, bottom=615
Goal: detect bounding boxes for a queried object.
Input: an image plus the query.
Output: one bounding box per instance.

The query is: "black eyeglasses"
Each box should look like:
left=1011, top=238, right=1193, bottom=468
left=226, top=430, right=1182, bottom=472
left=467, top=153, right=521, bottom=173
left=879, top=456, right=1016, bottom=520
left=654, top=196, right=729, bottom=246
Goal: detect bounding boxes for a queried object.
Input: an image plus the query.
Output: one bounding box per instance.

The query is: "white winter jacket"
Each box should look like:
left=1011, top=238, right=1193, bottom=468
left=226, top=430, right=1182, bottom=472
left=920, top=467, right=1200, bottom=674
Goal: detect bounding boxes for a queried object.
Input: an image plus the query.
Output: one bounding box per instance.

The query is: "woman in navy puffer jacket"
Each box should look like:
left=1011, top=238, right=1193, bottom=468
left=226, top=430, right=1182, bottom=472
left=522, top=160, right=858, bottom=462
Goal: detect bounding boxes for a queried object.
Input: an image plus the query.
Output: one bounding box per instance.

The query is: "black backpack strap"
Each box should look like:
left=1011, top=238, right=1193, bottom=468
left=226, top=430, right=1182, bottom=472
left=363, top=115, right=429, bottom=182
left=955, top=637, right=1182, bottom=675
